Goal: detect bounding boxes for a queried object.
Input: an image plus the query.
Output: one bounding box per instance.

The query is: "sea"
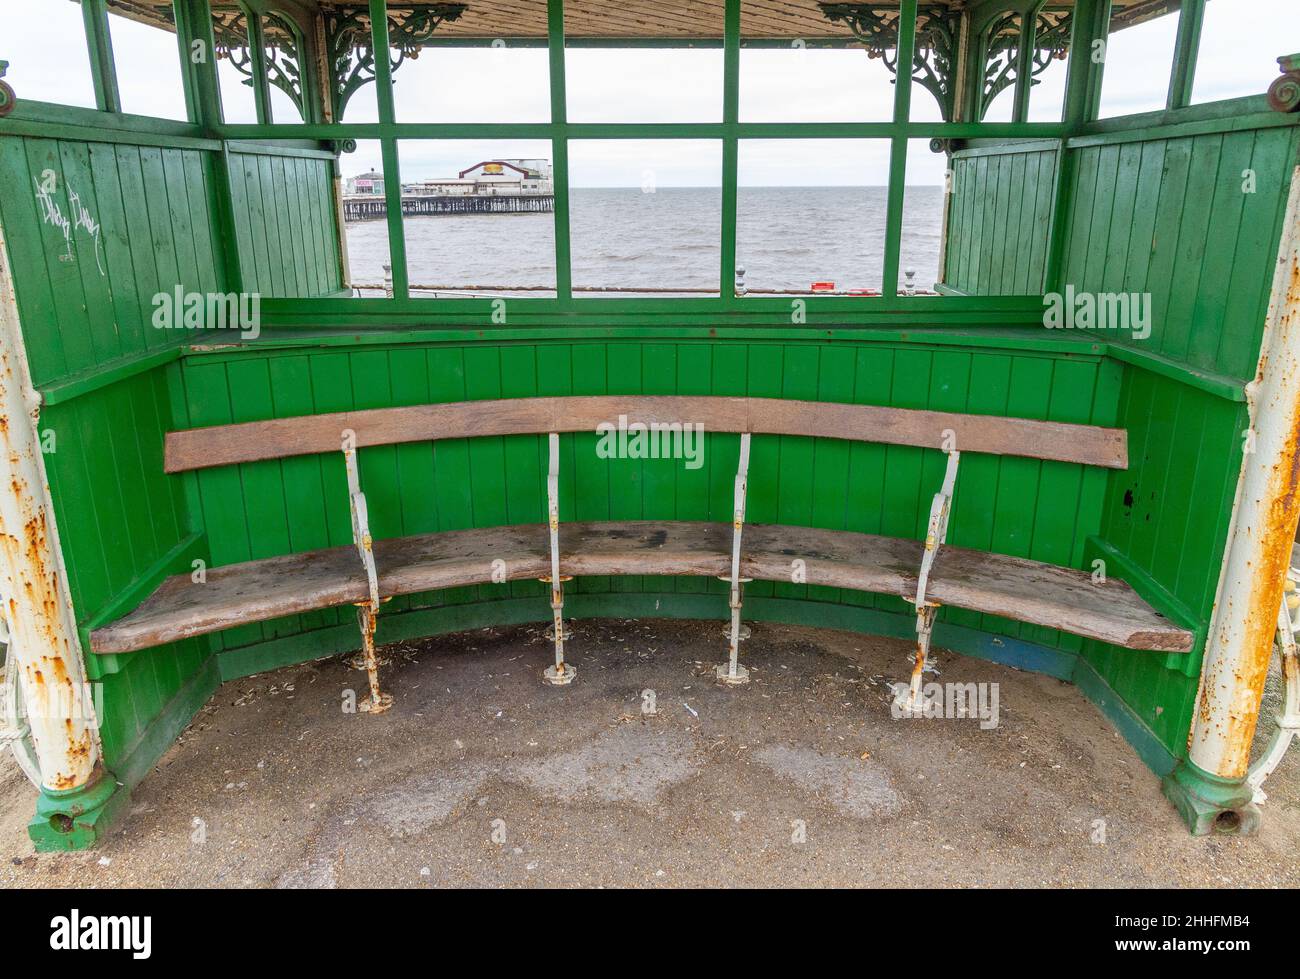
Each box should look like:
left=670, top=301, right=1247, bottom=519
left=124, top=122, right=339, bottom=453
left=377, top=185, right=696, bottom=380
left=344, top=185, right=945, bottom=298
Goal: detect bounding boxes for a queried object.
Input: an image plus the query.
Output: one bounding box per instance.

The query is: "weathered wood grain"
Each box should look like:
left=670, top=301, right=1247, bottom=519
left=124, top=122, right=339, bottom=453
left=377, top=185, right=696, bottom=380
left=164, top=396, right=1128, bottom=473
left=91, top=520, right=1190, bottom=654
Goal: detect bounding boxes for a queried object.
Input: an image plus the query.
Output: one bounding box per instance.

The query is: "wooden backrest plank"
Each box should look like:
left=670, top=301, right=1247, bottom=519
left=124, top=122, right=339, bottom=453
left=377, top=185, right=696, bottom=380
left=165, top=395, right=1127, bottom=473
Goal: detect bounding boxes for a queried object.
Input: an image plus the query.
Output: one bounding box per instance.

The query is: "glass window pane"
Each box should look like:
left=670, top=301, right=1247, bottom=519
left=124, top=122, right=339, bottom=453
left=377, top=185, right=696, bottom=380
left=565, top=1, right=722, bottom=123
left=397, top=140, right=556, bottom=298
left=740, top=0, right=895, bottom=122
left=1097, top=2, right=1180, bottom=119
left=736, top=139, right=889, bottom=296
left=108, top=5, right=187, bottom=119
left=390, top=0, right=550, bottom=123
left=1, top=0, right=97, bottom=109
left=340, top=140, right=394, bottom=297
left=1192, top=0, right=1300, bottom=105
left=569, top=140, right=722, bottom=297
left=1027, top=9, right=1070, bottom=123
left=898, top=139, right=949, bottom=296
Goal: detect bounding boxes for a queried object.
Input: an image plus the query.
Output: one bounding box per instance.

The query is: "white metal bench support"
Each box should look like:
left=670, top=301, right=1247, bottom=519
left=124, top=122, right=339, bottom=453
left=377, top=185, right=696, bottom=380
left=717, top=433, right=753, bottom=685
left=344, top=445, right=392, bottom=714
left=542, top=433, right=576, bottom=685
left=898, top=449, right=961, bottom=714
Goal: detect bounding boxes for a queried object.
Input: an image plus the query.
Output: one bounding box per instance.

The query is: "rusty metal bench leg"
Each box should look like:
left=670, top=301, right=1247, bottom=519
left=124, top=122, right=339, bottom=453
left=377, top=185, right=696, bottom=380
left=355, top=601, right=391, bottom=713
left=344, top=439, right=392, bottom=714
left=897, top=447, right=961, bottom=715
left=542, top=433, right=576, bottom=685
left=717, top=433, right=752, bottom=685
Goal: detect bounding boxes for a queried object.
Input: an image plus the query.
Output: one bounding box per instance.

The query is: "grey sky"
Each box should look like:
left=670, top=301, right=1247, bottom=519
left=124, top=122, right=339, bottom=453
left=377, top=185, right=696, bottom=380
left=3, top=1, right=1296, bottom=188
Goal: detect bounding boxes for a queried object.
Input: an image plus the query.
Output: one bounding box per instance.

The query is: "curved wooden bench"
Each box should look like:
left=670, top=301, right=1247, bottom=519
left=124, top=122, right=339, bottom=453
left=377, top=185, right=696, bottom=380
left=93, top=396, right=1192, bottom=712
left=92, top=521, right=1192, bottom=655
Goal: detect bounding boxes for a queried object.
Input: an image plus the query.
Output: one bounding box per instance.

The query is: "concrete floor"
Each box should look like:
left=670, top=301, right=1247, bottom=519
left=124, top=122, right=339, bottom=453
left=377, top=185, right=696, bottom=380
left=2, top=618, right=1299, bottom=888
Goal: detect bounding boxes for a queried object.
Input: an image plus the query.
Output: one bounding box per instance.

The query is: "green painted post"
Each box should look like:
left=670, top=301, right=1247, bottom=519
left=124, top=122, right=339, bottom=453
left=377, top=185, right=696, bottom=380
left=172, top=0, right=201, bottom=125
left=368, top=0, right=409, bottom=299
left=1167, top=0, right=1206, bottom=111
left=720, top=0, right=740, bottom=305
left=1012, top=1, right=1048, bottom=124
left=1044, top=0, right=1107, bottom=294
left=175, top=0, right=245, bottom=294
left=881, top=0, right=918, bottom=299
left=81, top=0, right=121, bottom=114
left=178, top=0, right=223, bottom=134
left=547, top=0, right=573, bottom=305
left=245, top=6, right=272, bottom=126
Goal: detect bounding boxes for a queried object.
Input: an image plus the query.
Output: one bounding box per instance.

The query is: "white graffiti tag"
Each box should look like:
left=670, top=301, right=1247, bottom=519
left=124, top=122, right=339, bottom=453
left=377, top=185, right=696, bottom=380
left=34, top=177, right=105, bottom=275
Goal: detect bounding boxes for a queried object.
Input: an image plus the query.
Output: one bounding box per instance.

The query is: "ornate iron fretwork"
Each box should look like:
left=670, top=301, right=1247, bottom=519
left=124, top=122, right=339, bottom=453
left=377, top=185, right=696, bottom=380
left=820, top=4, right=962, bottom=122
left=212, top=10, right=255, bottom=93
left=212, top=8, right=306, bottom=121
left=323, top=4, right=467, bottom=120
left=980, top=9, right=1072, bottom=120
left=262, top=12, right=305, bottom=120
left=980, top=11, right=1020, bottom=112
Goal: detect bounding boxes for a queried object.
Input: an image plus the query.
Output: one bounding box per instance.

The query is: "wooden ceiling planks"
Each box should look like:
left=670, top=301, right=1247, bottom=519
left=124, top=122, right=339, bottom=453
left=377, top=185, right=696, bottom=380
left=105, top=0, right=1170, bottom=43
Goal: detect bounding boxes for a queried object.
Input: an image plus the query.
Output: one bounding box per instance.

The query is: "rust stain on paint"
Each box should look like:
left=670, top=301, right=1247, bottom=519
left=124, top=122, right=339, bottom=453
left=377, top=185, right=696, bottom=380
left=1202, top=253, right=1300, bottom=774
left=0, top=320, right=93, bottom=789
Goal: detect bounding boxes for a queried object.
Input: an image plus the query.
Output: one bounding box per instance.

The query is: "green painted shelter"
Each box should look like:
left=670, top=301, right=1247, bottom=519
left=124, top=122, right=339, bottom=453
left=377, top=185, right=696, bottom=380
left=1, top=0, right=1299, bottom=849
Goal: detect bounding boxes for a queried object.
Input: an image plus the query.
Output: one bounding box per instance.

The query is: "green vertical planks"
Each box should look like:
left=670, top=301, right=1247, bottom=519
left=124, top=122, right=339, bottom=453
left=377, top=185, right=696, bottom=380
left=1062, top=126, right=1300, bottom=381
left=945, top=145, right=1059, bottom=295
left=1051, top=120, right=1299, bottom=758
left=225, top=150, right=342, bottom=298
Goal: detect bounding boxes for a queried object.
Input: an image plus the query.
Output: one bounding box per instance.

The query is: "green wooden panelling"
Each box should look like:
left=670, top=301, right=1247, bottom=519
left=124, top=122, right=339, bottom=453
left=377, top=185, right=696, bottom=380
left=0, top=131, right=222, bottom=777
left=945, top=144, right=1059, bottom=296
left=1061, top=126, right=1300, bottom=381
left=227, top=149, right=342, bottom=298
left=1081, top=368, right=1247, bottom=758
left=1047, top=124, right=1299, bottom=760
left=0, top=134, right=224, bottom=387
left=39, top=370, right=208, bottom=773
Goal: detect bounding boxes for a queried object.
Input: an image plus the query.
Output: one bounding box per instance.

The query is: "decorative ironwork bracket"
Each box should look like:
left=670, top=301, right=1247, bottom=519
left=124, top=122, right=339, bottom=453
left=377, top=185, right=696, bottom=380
left=323, top=3, right=468, bottom=120
left=820, top=3, right=962, bottom=122
left=212, top=8, right=307, bottom=120
left=1269, top=53, right=1300, bottom=113
left=980, top=8, right=1071, bottom=119
left=0, top=62, right=15, bottom=118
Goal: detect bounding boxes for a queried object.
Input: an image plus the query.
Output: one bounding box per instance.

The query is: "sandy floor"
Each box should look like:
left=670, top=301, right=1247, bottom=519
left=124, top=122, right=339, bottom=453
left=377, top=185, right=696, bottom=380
left=2, top=618, right=1298, bottom=888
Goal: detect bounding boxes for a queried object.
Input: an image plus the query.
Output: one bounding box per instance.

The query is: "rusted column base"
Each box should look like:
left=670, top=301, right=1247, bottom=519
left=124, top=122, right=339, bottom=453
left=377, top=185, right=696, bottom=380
left=27, top=764, right=127, bottom=852
left=1162, top=760, right=1261, bottom=836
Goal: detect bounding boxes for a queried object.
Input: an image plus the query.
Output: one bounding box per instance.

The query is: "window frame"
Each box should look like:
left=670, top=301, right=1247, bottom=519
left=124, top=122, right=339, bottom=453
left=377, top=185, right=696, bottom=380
left=1, top=0, right=1291, bottom=325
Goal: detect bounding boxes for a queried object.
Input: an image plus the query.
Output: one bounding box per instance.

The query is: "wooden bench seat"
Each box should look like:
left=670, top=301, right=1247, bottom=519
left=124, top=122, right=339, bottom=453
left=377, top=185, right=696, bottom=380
left=92, top=394, right=1193, bottom=713
left=91, top=520, right=1192, bottom=655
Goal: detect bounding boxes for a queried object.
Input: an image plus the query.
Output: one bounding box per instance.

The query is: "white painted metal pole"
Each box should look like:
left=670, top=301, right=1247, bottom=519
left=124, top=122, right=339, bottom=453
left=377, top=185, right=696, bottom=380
left=1188, top=163, right=1300, bottom=780
left=0, top=224, right=100, bottom=792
